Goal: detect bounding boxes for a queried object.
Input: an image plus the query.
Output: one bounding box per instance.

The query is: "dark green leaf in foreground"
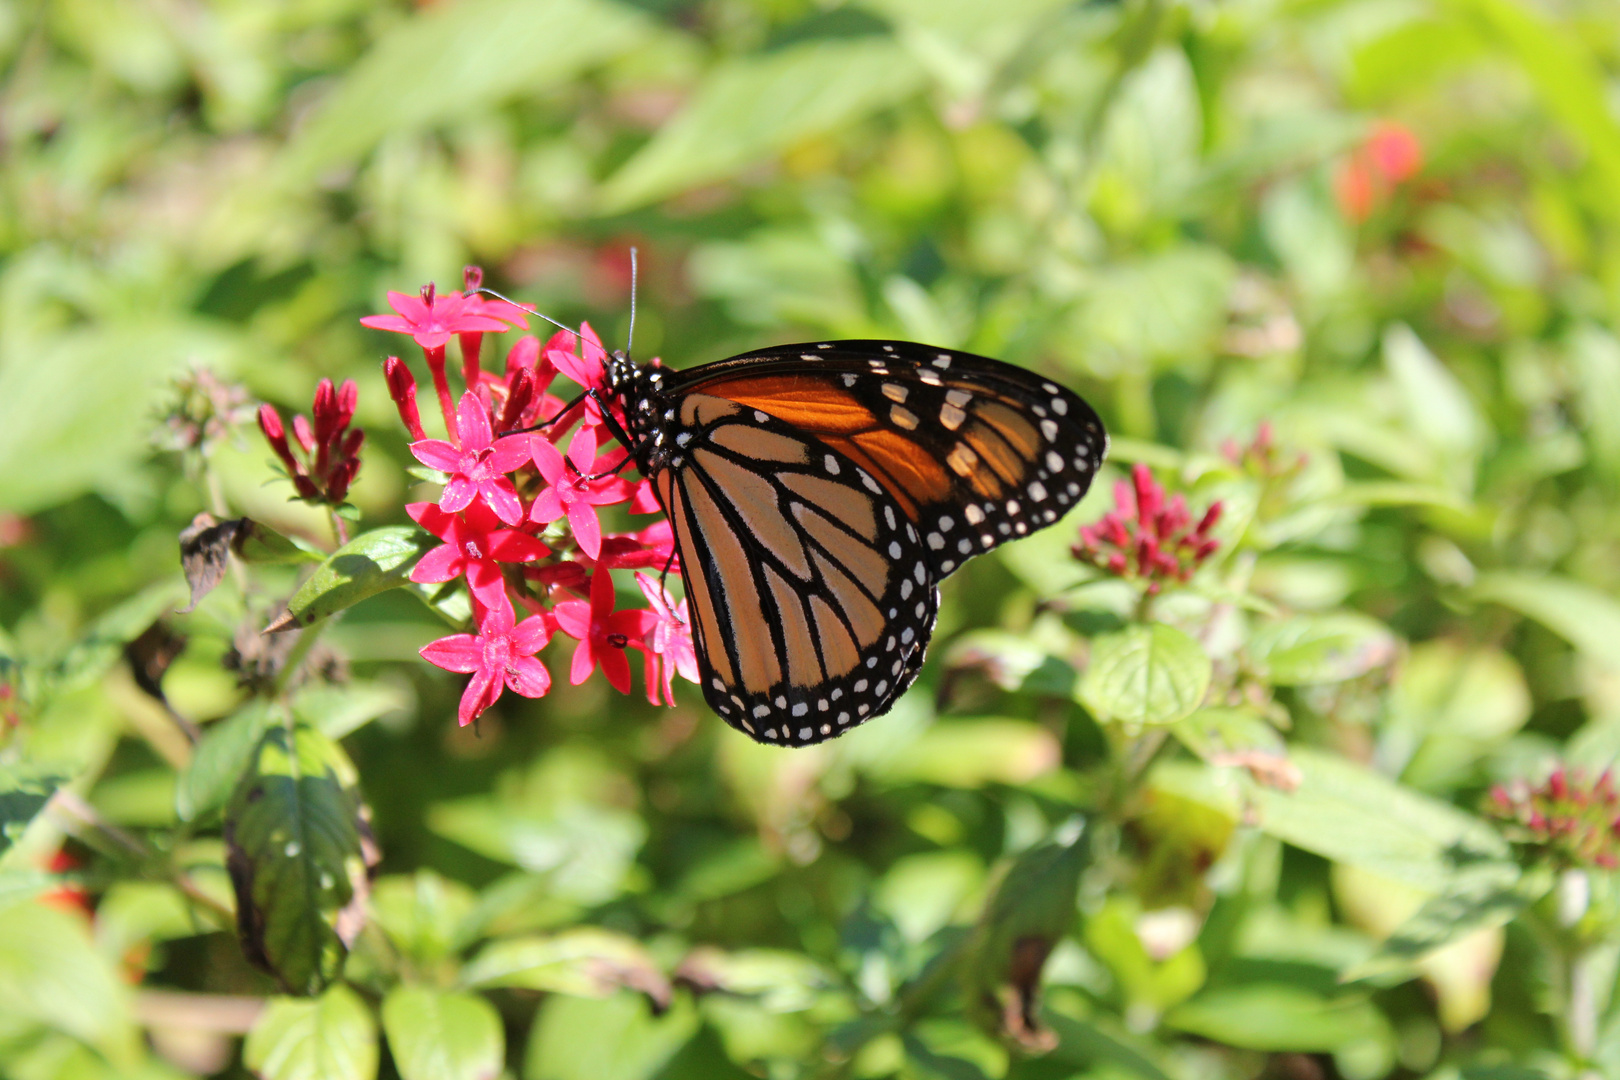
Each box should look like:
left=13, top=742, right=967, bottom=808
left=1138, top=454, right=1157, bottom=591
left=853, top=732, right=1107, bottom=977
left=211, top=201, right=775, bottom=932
left=225, top=723, right=378, bottom=995
left=272, top=526, right=438, bottom=631
left=382, top=987, right=504, bottom=1080
left=0, top=763, right=65, bottom=856
left=962, top=821, right=1088, bottom=1051
left=245, top=984, right=378, bottom=1080
left=1079, top=624, right=1211, bottom=727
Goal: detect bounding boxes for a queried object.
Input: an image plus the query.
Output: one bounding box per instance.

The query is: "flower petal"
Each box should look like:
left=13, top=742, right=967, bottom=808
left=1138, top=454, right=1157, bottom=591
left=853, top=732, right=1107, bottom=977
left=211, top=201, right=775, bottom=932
left=439, top=476, right=476, bottom=514
left=411, top=439, right=463, bottom=473
left=504, top=655, right=552, bottom=698
left=458, top=666, right=502, bottom=727
left=569, top=502, right=602, bottom=560
left=479, top=476, right=524, bottom=525
left=456, top=392, right=494, bottom=452
left=420, top=633, right=482, bottom=673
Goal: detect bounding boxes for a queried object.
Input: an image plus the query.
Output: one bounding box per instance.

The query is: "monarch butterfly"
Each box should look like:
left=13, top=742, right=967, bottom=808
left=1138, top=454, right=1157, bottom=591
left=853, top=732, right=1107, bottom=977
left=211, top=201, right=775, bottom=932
left=588, top=339, right=1107, bottom=746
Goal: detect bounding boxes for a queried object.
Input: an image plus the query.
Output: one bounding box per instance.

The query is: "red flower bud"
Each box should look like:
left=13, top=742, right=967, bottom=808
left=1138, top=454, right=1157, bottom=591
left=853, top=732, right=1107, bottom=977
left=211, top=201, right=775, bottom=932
left=1132, top=464, right=1161, bottom=526
left=1196, top=502, right=1223, bottom=536
left=384, top=357, right=427, bottom=440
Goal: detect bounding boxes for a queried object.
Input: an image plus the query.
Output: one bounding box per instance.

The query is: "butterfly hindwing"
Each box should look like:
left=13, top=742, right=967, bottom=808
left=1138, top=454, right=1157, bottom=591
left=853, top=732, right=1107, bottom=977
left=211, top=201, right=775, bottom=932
left=652, top=392, right=939, bottom=745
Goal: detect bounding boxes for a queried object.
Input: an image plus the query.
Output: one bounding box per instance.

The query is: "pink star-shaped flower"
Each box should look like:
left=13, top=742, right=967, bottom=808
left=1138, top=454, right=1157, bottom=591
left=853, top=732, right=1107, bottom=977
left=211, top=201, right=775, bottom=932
left=361, top=289, right=513, bottom=350
left=594, top=519, right=679, bottom=572
left=635, top=573, right=698, bottom=706
left=407, top=501, right=550, bottom=611
left=412, top=392, right=532, bottom=525
left=545, top=321, right=611, bottom=392
left=419, top=596, right=553, bottom=727
left=552, top=572, right=656, bottom=694
left=529, top=425, right=635, bottom=559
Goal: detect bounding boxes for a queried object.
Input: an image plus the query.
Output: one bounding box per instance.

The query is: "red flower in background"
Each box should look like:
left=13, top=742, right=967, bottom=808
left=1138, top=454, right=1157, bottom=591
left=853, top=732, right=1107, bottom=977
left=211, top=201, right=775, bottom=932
left=1073, top=464, right=1221, bottom=593
left=1486, top=765, right=1620, bottom=871
left=1335, top=121, right=1423, bottom=223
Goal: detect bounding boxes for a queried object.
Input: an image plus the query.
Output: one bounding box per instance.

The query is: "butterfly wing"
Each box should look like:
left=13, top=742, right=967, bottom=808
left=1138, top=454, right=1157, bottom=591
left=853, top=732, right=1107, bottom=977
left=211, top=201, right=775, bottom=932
left=645, top=341, right=1106, bottom=745
left=675, top=340, right=1108, bottom=576
left=653, top=390, right=939, bottom=745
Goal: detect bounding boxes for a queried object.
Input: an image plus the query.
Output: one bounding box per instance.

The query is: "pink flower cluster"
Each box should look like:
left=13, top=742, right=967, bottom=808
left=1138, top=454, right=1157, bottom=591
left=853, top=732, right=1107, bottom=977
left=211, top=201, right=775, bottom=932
left=1487, top=766, right=1620, bottom=871
left=258, top=378, right=364, bottom=509
left=350, top=267, right=696, bottom=727
left=1072, top=464, right=1221, bottom=593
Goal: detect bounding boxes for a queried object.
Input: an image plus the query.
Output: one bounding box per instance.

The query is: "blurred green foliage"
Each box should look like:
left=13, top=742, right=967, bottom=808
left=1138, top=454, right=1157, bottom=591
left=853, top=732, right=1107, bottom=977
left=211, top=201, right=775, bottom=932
left=5, top=0, right=1620, bottom=1077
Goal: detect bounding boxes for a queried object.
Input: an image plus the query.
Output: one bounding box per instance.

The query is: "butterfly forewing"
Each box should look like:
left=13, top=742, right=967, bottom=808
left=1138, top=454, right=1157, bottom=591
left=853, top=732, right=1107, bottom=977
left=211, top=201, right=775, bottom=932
left=679, top=341, right=1107, bottom=577
left=653, top=393, right=939, bottom=745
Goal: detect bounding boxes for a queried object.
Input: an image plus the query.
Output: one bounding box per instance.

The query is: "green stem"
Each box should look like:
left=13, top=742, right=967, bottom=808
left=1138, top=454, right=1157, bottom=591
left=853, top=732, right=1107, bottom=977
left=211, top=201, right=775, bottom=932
left=269, top=622, right=325, bottom=701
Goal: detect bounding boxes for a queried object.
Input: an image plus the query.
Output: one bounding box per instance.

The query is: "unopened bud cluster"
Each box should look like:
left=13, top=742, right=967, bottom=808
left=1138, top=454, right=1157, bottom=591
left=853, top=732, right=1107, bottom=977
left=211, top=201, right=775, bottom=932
left=1486, top=766, right=1620, bottom=871
left=1073, top=464, right=1221, bottom=593
left=258, top=378, right=364, bottom=506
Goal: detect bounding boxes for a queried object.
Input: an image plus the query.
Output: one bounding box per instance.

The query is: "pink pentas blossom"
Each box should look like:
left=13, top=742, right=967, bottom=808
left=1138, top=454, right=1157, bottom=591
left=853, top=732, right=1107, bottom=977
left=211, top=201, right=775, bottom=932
left=411, top=392, right=532, bottom=525
left=419, top=596, right=553, bottom=727
left=553, top=571, right=657, bottom=695
left=529, top=424, right=636, bottom=560
left=361, top=265, right=700, bottom=725
left=407, top=501, right=550, bottom=611
left=637, top=573, right=697, bottom=707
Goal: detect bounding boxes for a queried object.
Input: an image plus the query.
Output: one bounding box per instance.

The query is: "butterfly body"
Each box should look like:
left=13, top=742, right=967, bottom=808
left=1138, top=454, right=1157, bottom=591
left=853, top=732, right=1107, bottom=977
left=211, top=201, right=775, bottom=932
left=602, top=341, right=1106, bottom=745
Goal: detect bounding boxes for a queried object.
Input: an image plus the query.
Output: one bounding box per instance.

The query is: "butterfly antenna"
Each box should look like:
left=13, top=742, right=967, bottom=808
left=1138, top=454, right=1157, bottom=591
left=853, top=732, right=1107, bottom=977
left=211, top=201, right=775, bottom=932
left=474, top=286, right=577, bottom=339
left=625, top=246, right=639, bottom=360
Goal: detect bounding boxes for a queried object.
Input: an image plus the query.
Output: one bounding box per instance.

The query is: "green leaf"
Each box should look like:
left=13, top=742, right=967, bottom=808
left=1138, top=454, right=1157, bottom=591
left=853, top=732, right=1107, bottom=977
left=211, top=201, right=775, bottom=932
left=1045, top=1008, right=1175, bottom=1080
left=1342, top=865, right=1547, bottom=982
left=0, top=898, right=135, bottom=1059
left=280, top=526, right=439, bottom=630
left=292, top=679, right=413, bottom=740
left=0, top=763, right=65, bottom=856
left=1246, top=613, right=1396, bottom=685
left=867, top=718, right=1061, bottom=788
left=1471, top=571, right=1620, bottom=672
left=524, top=992, right=698, bottom=1080
left=1079, top=624, right=1211, bottom=727
left=461, top=927, right=670, bottom=1007
left=1074, top=246, right=1234, bottom=371
left=281, top=0, right=652, bottom=180
left=245, top=985, right=379, bottom=1080
left=0, top=323, right=237, bottom=514
left=1165, top=985, right=1393, bottom=1053
left=1460, top=0, right=1620, bottom=209
left=176, top=700, right=273, bottom=822
left=1242, top=748, right=1513, bottom=891
left=225, top=723, right=377, bottom=995
left=672, top=948, right=834, bottom=1013
left=963, top=824, right=1089, bottom=1049
left=600, top=38, right=926, bottom=211
left=382, top=988, right=504, bottom=1080
left=371, top=871, right=478, bottom=965
left=1383, top=324, right=1487, bottom=481
left=51, top=580, right=189, bottom=694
